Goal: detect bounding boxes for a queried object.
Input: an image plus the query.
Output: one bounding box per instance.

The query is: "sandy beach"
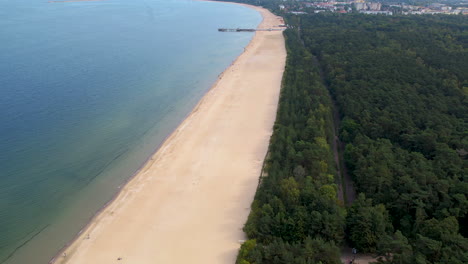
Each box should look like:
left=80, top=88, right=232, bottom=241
left=53, top=3, right=285, bottom=264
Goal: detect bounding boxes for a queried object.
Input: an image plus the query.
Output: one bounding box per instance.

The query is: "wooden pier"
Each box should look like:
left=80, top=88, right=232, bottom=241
left=218, top=28, right=283, bottom=32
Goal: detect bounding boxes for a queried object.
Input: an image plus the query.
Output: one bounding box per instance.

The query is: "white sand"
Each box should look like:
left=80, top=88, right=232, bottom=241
left=53, top=4, right=285, bottom=264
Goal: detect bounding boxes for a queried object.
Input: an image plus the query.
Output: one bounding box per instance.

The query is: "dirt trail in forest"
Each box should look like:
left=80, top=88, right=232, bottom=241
left=297, top=25, right=369, bottom=263
left=331, top=101, right=356, bottom=206
left=308, top=52, right=355, bottom=206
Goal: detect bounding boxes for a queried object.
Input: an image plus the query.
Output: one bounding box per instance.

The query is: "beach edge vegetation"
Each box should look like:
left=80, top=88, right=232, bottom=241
left=218, top=1, right=467, bottom=263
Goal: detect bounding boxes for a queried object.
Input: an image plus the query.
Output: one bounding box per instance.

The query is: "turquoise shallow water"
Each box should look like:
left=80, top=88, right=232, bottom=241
left=0, top=0, right=261, bottom=263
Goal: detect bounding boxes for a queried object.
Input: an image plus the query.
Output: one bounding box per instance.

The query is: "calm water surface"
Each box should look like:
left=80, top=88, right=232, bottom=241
left=0, top=0, right=261, bottom=262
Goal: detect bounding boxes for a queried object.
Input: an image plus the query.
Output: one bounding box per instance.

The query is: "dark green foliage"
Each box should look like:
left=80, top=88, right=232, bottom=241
left=238, top=20, right=346, bottom=264
left=221, top=2, right=467, bottom=262
left=375, top=219, right=468, bottom=264
left=236, top=238, right=341, bottom=264
left=413, top=217, right=468, bottom=263
left=294, top=13, right=467, bottom=263
left=346, top=194, right=393, bottom=252
left=376, top=231, right=414, bottom=264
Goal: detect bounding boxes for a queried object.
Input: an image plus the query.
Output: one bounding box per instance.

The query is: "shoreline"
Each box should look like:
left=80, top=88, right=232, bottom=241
left=48, top=3, right=261, bottom=262
left=47, top=2, right=262, bottom=262
left=52, top=2, right=286, bottom=264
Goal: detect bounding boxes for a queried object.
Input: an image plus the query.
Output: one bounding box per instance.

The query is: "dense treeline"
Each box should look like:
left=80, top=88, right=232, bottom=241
left=297, top=14, right=468, bottom=263
left=236, top=21, right=346, bottom=264
left=220, top=0, right=467, bottom=262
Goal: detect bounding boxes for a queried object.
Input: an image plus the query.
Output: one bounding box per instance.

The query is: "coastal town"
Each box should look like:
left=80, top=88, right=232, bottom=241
left=278, top=0, right=468, bottom=15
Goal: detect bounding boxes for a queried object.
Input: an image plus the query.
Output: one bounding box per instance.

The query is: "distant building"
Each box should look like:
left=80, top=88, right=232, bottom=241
left=354, top=2, right=366, bottom=10
left=367, top=2, right=381, bottom=11
left=360, top=10, right=393, bottom=15
left=354, top=2, right=381, bottom=11
left=459, top=8, right=468, bottom=15
left=429, top=3, right=445, bottom=10
left=290, top=11, right=308, bottom=15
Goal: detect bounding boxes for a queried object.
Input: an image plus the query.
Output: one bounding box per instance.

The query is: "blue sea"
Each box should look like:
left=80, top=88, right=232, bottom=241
left=0, top=0, right=261, bottom=262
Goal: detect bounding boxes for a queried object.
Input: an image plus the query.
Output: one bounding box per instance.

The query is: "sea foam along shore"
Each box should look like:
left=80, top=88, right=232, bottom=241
left=52, top=3, right=286, bottom=264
